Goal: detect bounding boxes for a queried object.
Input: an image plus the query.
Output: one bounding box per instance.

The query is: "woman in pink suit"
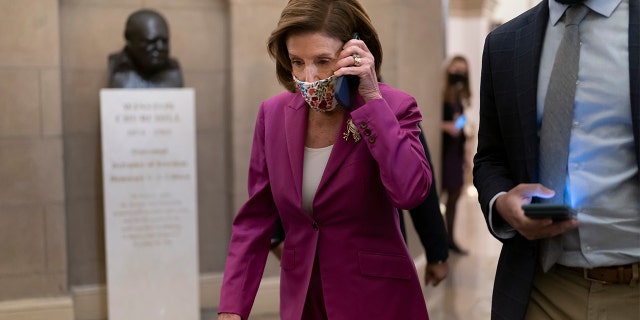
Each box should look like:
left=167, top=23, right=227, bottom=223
left=218, top=1, right=432, bottom=319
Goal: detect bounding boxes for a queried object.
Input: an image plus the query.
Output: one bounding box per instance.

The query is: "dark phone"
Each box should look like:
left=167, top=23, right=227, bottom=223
left=335, top=75, right=359, bottom=109
left=335, top=33, right=361, bottom=109
left=522, top=204, right=577, bottom=221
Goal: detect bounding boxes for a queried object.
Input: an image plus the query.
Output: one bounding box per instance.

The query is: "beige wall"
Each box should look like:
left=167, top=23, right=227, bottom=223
left=1, top=0, right=446, bottom=309
left=0, top=0, right=67, bottom=301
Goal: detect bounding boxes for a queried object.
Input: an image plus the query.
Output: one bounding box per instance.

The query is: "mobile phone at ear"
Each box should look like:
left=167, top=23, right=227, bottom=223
left=335, top=74, right=359, bottom=109
left=335, top=33, right=361, bottom=109
left=522, top=204, right=577, bottom=221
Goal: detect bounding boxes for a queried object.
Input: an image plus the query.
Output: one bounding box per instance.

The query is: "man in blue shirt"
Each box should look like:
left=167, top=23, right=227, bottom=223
left=474, top=0, right=640, bottom=318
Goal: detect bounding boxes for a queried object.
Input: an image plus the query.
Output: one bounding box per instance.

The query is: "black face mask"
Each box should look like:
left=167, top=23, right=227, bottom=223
left=555, top=0, right=586, bottom=4
left=448, top=73, right=467, bottom=86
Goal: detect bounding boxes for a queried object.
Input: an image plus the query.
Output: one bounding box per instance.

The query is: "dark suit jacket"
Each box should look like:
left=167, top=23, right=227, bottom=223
left=402, top=124, right=448, bottom=264
left=473, top=1, right=640, bottom=319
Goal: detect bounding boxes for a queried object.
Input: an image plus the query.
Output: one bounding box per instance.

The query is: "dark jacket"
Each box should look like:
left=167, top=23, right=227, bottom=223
left=473, top=1, right=640, bottom=319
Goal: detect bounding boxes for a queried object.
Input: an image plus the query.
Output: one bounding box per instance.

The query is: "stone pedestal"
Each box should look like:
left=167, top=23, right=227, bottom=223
left=100, top=88, right=199, bottom=320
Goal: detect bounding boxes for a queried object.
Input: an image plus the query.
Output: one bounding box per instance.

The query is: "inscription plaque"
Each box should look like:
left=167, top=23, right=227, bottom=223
left=100, top=88, right=199, bottom=320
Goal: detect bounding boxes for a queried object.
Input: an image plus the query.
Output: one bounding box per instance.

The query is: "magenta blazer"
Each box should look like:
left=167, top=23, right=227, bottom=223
left=219, top=83, right=432, bottom=320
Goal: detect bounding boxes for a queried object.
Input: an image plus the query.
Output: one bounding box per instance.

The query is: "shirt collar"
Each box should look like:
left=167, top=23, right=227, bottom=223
left=549, top=0, right=622, bottom=25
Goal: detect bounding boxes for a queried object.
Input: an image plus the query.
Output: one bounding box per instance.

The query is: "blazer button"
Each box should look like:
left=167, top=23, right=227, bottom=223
left=363, top=128, right=371, bottom=136
left=368, top=136, right=376, bottom=143
left=359, top=122, right=367, bottom=129
left=312, top=222, right=319, bottom=231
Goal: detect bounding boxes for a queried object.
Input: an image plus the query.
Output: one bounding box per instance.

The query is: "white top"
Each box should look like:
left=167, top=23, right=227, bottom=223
left=302, top=145, right=333, bottom=213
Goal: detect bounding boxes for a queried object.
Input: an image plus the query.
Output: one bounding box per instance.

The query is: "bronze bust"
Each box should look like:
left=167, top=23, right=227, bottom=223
left=108, top=9, right=183, bottom=88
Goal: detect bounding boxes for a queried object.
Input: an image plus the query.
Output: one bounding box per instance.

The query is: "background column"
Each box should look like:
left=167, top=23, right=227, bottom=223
left=0, top=0, right=70, bottom=317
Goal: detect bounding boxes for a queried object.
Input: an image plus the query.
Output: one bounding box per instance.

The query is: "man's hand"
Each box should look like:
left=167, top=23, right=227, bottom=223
left=218, top=313, right=241, bottom=320
left=270, top=242, right=284, bottom=260
left=424, top=261, right=449, bottom=287
left=494, top=183, right=578, bottom=240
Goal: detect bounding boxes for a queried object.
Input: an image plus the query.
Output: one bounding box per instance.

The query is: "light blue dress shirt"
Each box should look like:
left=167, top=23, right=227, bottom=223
left=536, top=0, right=639, bottom=268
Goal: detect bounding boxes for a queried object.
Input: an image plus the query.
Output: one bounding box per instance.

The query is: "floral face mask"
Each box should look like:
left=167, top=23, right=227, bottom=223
left=293, top=75, right=338, bottom=112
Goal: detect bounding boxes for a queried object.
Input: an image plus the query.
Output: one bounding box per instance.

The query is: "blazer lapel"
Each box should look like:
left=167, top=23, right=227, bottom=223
left=515, top=1, right=549, bottom=182
left=284, top=94, right=308, bottom=205
left=628, top=0, right=640, bottom=167
left=316, top=96, right=365, bottom=196
left=284, top=95, right=360, bottom=210
left=316, top=113, right=358, bottom=192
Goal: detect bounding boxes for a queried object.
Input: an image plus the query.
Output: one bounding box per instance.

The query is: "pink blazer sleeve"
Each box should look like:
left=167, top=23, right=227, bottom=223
left=350, top=88, right=432, bottom=209
left=218, top=103, right=278, bottom=319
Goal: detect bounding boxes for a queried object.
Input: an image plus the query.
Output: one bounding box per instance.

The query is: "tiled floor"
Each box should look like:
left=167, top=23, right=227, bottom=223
left=208, top=185, right=502, bottom=320
left=421, top=186, right=502, bottom=320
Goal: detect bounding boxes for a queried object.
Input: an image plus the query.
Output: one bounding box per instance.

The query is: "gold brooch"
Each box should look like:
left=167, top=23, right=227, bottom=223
left=343, top=118, right=361, bottom=142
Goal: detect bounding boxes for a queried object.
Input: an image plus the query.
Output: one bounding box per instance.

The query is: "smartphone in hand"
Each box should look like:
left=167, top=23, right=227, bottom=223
left=522, top=204, right=577, bottom=221
left=335, top=32, right=361, bottom=109
left=454, top=114, right=466, bottom=130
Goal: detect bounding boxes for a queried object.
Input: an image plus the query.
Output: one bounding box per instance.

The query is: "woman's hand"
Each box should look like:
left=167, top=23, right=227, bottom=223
left=333, top=38, right=381, bottom=103
left=441, top=121, right=462, bottom=137
left=441, top=113, right=463, bottom=137
left=218, top=313, right=241, bottom=320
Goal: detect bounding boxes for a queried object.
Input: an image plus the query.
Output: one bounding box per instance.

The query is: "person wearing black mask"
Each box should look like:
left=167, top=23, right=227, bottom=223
left=440, top=55, right=471, bottom=254
left=108, top=9, right=183, bottom=88
left=474, top=0, right=639, bottom=319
